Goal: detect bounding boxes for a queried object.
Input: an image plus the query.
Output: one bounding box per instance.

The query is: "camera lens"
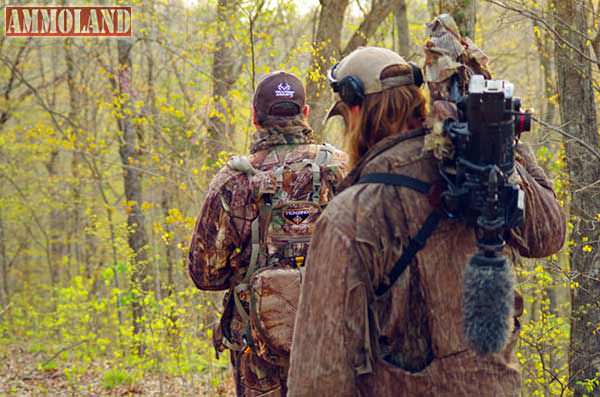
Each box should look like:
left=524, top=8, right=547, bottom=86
left=514, top=113, right=531, bottom=134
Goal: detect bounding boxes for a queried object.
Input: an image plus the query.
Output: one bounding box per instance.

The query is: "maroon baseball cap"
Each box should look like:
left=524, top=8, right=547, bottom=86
left=253, top=71, right=306, bottom=119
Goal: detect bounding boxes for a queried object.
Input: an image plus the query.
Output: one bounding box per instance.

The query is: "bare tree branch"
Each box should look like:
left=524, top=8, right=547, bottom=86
left=485, top=0, right=600, bottom=68
left=343, top=0, right=404, bottom=55
left=532, top=116, right=600, bottom=161
left=0, top=38, right=32, bottom=126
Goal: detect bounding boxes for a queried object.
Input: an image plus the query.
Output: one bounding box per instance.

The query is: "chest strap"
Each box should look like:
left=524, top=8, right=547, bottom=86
left=356, top=173, right=443, bottom=296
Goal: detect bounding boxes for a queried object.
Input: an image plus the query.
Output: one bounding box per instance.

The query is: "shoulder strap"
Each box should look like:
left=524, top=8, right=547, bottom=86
left=375, top=211, right=442, bottom=296
left=356, top=172, right=431, bottom=194
left=231, top=215, right=262, bottom=353
left=354, top=172, right=443, bottom=297
left=223, top=157, right=263, bottom=352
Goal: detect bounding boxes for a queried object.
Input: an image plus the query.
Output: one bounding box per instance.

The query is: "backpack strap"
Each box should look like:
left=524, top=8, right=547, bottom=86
left=245, top=217, right=261, bottom=283
left=223, top=157, right=262, bottom=352
left=355, top=173, right=444, bottom=296
left=303, top=144, right=334, bottom=204
left=228, top=217, right=261, bottom=352
left=274, top=165, right=285, bottom=192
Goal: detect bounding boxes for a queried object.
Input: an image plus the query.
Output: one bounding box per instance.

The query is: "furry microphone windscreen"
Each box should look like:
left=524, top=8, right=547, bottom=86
left=463, top=254, right=515, bottom=355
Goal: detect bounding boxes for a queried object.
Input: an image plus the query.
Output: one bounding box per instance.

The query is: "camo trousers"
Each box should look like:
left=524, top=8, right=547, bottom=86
left=230, top=349, right=287, bottom=397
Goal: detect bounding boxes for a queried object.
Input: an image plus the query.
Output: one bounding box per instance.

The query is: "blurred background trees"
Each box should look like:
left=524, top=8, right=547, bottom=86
left=0, top=0, right=598, bottom=395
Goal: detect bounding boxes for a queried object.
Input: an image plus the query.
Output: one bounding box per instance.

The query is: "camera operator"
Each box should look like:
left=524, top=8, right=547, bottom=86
left=287, top=46, right=565, bottom=396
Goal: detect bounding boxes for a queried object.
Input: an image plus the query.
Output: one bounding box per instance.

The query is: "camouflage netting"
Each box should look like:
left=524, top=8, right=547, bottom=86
left=423, top=14, right=492, bottom=161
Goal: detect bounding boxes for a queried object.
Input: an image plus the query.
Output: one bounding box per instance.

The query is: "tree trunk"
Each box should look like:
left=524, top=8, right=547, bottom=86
left=45, top=151, right=62, bottom=287
left=552, top=0, right=600, bottom=395
left=532, top=17, right=557, bottom=126
left=143, top=15, right=164, bottom=301
left=428, top=0, right=477, bottom=39
left=116, top=39, right=151, bottom=352
left=161, top=191, right=177, bottom=296
left=208, top=0, right=239, bottom=159
left=531, top=16, right=561, bottom=382
left=38, top=40, right=63, bottom=288
left=0, top=209, right=8, bottom=308
left=308, top=0, right=402, bottom=135
left=591, top=31, right=600, bottom=72
left=342, top=0, right=404, bottom=56
left=306, top=0, right=349, bottom=134
left=395, top=0, right=410, bottom=58
left=64, top=41, right=86, bottom=277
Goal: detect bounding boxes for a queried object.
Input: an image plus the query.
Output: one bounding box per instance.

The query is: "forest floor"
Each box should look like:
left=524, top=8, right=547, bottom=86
left=0, top=346, right=235, bottom=397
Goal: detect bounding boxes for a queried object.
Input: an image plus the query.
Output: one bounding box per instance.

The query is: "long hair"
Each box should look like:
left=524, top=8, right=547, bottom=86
left=256, top=102, right=311, bottom=130
left=343, top=64, right=428, bottom=166
left=258, top=113, right=311, bottom=131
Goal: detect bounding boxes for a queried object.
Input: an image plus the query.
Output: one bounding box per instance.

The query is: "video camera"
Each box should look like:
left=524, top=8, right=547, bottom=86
left=440, top=74, right=532, bottom=354
left=440, top=74, right=530, bottom=226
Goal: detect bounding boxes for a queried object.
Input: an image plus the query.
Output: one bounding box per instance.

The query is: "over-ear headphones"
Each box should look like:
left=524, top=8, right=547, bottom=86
left=410, top=62, right=424, bottom=87
left=328, top=62, right=423, bottom=107
left=330, top=73, right=365, bottom=107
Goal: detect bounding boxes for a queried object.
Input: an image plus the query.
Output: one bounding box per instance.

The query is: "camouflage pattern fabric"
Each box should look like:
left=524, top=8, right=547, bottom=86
left=423, top=13, right=493, bottom=162
left=287, top=130, right=566, bottom=396
left=251, top=116, right=316, bottom=153
left=249, top=267, right=303, bottom=364
left=424, top=13, right=491, bottom=101
left=188, top=117, right=348, bottom=396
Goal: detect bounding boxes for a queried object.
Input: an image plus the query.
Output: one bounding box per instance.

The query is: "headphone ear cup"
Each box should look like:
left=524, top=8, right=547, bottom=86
left=339, top=76, right=365, bottom=107
left=409, top=62, right=424, bottom=87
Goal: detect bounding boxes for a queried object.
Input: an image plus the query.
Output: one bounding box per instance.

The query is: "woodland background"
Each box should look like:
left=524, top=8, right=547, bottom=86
left=0, top=0, right=599, bottom=396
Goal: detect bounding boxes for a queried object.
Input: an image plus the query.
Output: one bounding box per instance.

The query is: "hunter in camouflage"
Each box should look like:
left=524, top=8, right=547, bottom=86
left=287, top=45, right=565, bottom=396
left=188, top=71, right=347, bottom=397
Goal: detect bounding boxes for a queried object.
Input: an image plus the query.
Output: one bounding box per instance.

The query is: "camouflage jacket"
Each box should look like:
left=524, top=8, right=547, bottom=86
left=287, top=129, right=565, bottom=397
left=188, top=119, right=348, bottom=346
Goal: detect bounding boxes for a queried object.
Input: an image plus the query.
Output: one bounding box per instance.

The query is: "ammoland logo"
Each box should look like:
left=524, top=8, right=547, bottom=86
left=5, top=6, right=132, bottom=37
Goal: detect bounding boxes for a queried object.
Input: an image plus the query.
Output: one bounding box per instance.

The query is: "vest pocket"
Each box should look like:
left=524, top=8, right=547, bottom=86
left=358, top=350, right=521, bottom=397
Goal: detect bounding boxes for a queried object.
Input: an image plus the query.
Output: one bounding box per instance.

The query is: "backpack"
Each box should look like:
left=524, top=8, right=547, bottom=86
left=227, top=144, right=337, bottom=366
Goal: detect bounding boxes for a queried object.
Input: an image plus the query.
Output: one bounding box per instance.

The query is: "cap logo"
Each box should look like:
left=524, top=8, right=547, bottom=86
left=275, top=82, right=294, bottom=98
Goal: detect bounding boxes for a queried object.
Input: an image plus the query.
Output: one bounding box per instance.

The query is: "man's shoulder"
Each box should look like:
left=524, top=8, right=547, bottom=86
left=206, top=143, right=348, bottom=204
left=321, top=149, right=438, bottom=239
left=210, top=162, right=248, bottom=188
left=281, top=142, right=347, bottom=163
left=364, top=135, right=430, bottom=173
left=205, top=162, right=253, bottom=208
left=251, top=143, right=348, bottom=172
left=321, top=143, right=348, bottom=161
left=324, top=144, right=350, bottom=172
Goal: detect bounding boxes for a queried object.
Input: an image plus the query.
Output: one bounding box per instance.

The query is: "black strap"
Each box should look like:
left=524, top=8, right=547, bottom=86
left=375, top=211, right=443, bottom=296
left=356, top=172, right=431, bottom=194
left=354, top=172, right=443, bottom=296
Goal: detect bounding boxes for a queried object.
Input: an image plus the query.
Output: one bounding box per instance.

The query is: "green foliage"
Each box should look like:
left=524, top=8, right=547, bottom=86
left=0, top=0, right=598, bottom=395
left=2, top=279, right=230, bottom=394
left=516, top=259, right=572, bottom=397
left=102, top=368, right=135, bottom=390
left=38, top=360, right=58, bottom=372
